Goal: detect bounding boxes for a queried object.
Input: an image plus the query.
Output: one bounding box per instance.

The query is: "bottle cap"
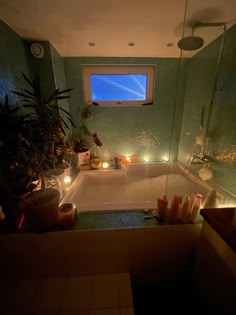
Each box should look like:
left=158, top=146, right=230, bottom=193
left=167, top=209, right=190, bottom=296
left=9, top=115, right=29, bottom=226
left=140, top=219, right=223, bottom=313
left=196, top=194, right=203, bottom=199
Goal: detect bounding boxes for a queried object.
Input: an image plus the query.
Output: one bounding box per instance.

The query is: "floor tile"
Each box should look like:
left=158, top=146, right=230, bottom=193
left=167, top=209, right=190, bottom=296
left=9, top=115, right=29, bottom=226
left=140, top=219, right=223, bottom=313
left=91, top=274, right=119, bottom=309
left=90, top=309, right=120, bottom=315
left=118, top=273, right=133, bottom=307
left=33, top=277, right=66, bottom=312
left=61, top=276, right=92, bottom=311
left=119, top=307, right=134, bottom=315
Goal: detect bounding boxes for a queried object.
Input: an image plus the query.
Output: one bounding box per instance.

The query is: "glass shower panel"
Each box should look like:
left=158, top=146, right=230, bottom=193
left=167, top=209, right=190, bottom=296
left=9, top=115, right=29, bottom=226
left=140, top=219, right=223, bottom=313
left=177, top=23, right=236, bottom=207
left=166, top=0, right=236, bottom=209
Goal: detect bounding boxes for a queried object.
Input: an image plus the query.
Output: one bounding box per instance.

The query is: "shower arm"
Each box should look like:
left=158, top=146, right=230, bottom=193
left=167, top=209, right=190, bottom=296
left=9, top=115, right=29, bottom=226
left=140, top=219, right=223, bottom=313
left=192, top=22, right=226, bottom=34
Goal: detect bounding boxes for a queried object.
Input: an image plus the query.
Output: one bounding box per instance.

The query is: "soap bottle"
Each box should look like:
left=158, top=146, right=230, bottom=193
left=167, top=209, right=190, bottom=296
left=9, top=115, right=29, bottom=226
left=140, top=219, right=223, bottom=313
left=157, top=194, right=168, bottom=220
left=190, top=194, right=203, bottom=223
left=181, top=195, right=191, bottom=223
left=202, top=189, right=218, bottom=209
left=162, top=194, right=168, bottom=209
left=177, top=195, right=183, bottom=219
left=114, top=155, right=119, bottom=169
left=0, top=205, right=5, bottom=222
left=170, top=195, right=180, bottom=223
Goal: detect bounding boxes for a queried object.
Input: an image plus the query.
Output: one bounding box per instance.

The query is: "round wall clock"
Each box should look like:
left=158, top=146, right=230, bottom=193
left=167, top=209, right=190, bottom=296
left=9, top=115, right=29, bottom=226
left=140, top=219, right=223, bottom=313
left=30, top=43, right=44, bottom=59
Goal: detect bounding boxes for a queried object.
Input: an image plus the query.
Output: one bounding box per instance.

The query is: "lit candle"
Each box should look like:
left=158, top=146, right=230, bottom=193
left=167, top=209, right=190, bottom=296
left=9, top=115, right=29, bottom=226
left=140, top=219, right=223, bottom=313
left=125, top=157, right=131, bottom=163
left=64, top=176, right=72, bottom=189
left=102, top=162, right=109, bottom=169
left=162, top=155, right=169, bottom=162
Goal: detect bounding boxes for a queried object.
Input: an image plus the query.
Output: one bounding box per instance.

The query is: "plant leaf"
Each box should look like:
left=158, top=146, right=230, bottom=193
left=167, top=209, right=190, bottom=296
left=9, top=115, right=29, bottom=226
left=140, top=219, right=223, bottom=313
left=46, top=89, right=60, bottom=104
left=23, top=89, right=35, bottom=97
left=67, top=117, right=76, bottom=128
left=22, top=73, right=34, bottom=89
left=61, top=118, right=69, bottom=131
left=55, top=88, right=73, bottom=95
left=22, top=104, right=36, bottom=109
left=11, top=91, right=35, bottom=101
left=54, top=95, right=70, bottom=100
left=19, top=98, right=36, bottom=103
left=58, top=107, right=72, bottom=116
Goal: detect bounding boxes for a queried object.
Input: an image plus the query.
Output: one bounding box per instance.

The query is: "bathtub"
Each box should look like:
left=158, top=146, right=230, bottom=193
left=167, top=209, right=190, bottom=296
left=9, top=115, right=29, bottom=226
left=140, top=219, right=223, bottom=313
left=61, top=162, right=231, bottom=212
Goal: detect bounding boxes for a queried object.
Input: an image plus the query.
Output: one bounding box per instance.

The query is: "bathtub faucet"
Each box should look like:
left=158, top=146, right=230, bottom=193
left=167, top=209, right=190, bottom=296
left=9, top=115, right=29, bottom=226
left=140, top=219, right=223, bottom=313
left=191, top=154, right=215, bottom=165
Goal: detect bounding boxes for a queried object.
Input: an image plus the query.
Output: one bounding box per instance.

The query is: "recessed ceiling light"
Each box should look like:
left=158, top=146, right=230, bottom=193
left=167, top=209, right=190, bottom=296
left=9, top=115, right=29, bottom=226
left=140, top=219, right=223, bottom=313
left=128, top=42, right=135, bottom=46
left=89, top=42, right=95, bottom=46
left=166, top=42, right=173, bottom=47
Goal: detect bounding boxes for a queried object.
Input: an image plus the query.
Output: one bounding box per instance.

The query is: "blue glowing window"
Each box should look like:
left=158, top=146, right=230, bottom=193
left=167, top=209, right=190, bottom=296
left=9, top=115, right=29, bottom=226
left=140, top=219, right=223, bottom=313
left=90, top=74, right=147, bottom=101
left=83, top=65, right=155, bottom=106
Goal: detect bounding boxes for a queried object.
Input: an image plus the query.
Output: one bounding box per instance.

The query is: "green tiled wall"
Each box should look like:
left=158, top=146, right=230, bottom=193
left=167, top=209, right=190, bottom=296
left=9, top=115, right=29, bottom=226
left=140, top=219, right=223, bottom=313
left=24, top=41, right=56, bottom=100
left=64, top=57, right=187, bottom=161
left=50, top=44, right=71, bottom=132
left=0, top=19, right=31, bottom=103
left=178, top=25, right=236, bottom=196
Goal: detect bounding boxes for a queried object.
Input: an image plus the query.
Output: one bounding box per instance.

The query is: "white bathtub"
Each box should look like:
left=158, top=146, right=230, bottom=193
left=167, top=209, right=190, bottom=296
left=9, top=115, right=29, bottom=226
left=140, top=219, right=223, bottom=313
left=61, top=162, right=228, bottom=212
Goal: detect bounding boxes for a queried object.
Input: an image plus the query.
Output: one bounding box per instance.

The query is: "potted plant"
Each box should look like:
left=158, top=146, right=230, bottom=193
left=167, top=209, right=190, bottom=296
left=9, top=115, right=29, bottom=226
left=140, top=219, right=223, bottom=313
left=0, top=94, right=32, bottom=230
left=71, top=107, right=103, bottom=169
left=11, top=73, right=76, bottom=231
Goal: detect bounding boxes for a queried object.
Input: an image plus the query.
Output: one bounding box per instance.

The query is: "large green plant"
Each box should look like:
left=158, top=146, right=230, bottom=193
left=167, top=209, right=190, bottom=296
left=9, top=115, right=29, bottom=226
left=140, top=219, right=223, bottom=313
left=0, top=95, right=24, bottom=165
left=0, top=94, right=33, bottom=226
left=0, top=94, right=32, bottom=182
left=12, top=73, right=76, bottom=189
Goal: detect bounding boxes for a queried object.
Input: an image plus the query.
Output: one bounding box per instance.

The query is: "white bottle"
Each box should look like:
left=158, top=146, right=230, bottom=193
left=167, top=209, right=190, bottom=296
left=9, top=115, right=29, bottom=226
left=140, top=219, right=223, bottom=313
left=190, top=194, right=203, bottom=223
left=202, top=189, right=218, bottom=209
left=0, top=205, right=5, bottom=222
left=181, top=195, right=191, bottom=223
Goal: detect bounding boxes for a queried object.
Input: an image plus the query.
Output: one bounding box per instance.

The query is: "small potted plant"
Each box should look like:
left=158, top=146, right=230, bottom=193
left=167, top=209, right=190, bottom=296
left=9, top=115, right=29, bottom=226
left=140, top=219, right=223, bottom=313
left=71, top=107, right=103, bottom=169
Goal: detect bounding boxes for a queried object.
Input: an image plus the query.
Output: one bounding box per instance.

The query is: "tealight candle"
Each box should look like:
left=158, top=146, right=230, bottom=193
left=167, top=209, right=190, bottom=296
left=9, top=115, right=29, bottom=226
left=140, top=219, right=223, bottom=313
left=102, top=162, right=109, bottom=169
left=64, top=175, right=72, bottom=184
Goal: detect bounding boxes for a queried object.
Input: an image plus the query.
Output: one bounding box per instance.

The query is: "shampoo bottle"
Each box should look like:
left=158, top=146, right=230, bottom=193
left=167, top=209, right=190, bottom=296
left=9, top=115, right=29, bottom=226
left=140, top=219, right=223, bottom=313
left=181, top=195, right=191, bottom=223
left=114, top=155, right=119, bottom=169
left=162, top=194, right=168, bottom=208
left=157, top=194, right=168, bottom=220
left=202, top=189, right=218, bottom=209
left=170, top=195, right=180, bottom=223
left=190, top=194, right=203, bottom=223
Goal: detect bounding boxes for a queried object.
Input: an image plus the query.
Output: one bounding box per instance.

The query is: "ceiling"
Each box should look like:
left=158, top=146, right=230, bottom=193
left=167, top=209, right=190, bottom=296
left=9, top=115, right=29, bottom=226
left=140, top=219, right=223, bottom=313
left=1, top=0, right=236, bottom=57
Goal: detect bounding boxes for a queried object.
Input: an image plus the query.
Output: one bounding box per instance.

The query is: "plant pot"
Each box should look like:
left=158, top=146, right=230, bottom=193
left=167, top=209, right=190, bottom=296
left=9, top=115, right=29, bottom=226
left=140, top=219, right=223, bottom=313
left=78, top=150, right=90, bottom=169
left=90, top=158, right=102, bottom=169
left=58, top=203, right=76, bottom=228
left=22, top=188, right=60, bottom=231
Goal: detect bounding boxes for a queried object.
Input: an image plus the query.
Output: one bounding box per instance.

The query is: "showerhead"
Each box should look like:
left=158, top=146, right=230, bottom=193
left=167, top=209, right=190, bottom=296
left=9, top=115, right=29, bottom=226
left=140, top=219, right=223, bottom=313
left=177, top=35, right=204, bottom=51
left=177, top=21, right=226, bottom=51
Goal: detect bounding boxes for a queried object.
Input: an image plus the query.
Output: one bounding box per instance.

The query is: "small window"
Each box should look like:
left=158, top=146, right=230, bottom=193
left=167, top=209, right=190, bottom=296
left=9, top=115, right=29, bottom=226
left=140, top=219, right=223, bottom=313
left=82, top=65, right=155, bottom=106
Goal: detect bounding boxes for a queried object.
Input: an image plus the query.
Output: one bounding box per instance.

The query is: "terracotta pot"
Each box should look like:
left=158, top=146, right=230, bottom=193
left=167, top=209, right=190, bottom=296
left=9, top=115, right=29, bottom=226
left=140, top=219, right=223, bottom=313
left=78, top=150, right=90, bottom=169
left=58, top=203, right=76, bottom=228
left=23, top=188, right=60, bottom=231
left=90, top=158, right=102, bottom=169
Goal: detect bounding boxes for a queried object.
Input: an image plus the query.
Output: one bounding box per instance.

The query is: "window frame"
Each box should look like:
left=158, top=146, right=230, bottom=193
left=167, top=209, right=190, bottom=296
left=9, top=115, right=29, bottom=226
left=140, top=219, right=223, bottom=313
left=82, top=65, right=155, bottom=106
